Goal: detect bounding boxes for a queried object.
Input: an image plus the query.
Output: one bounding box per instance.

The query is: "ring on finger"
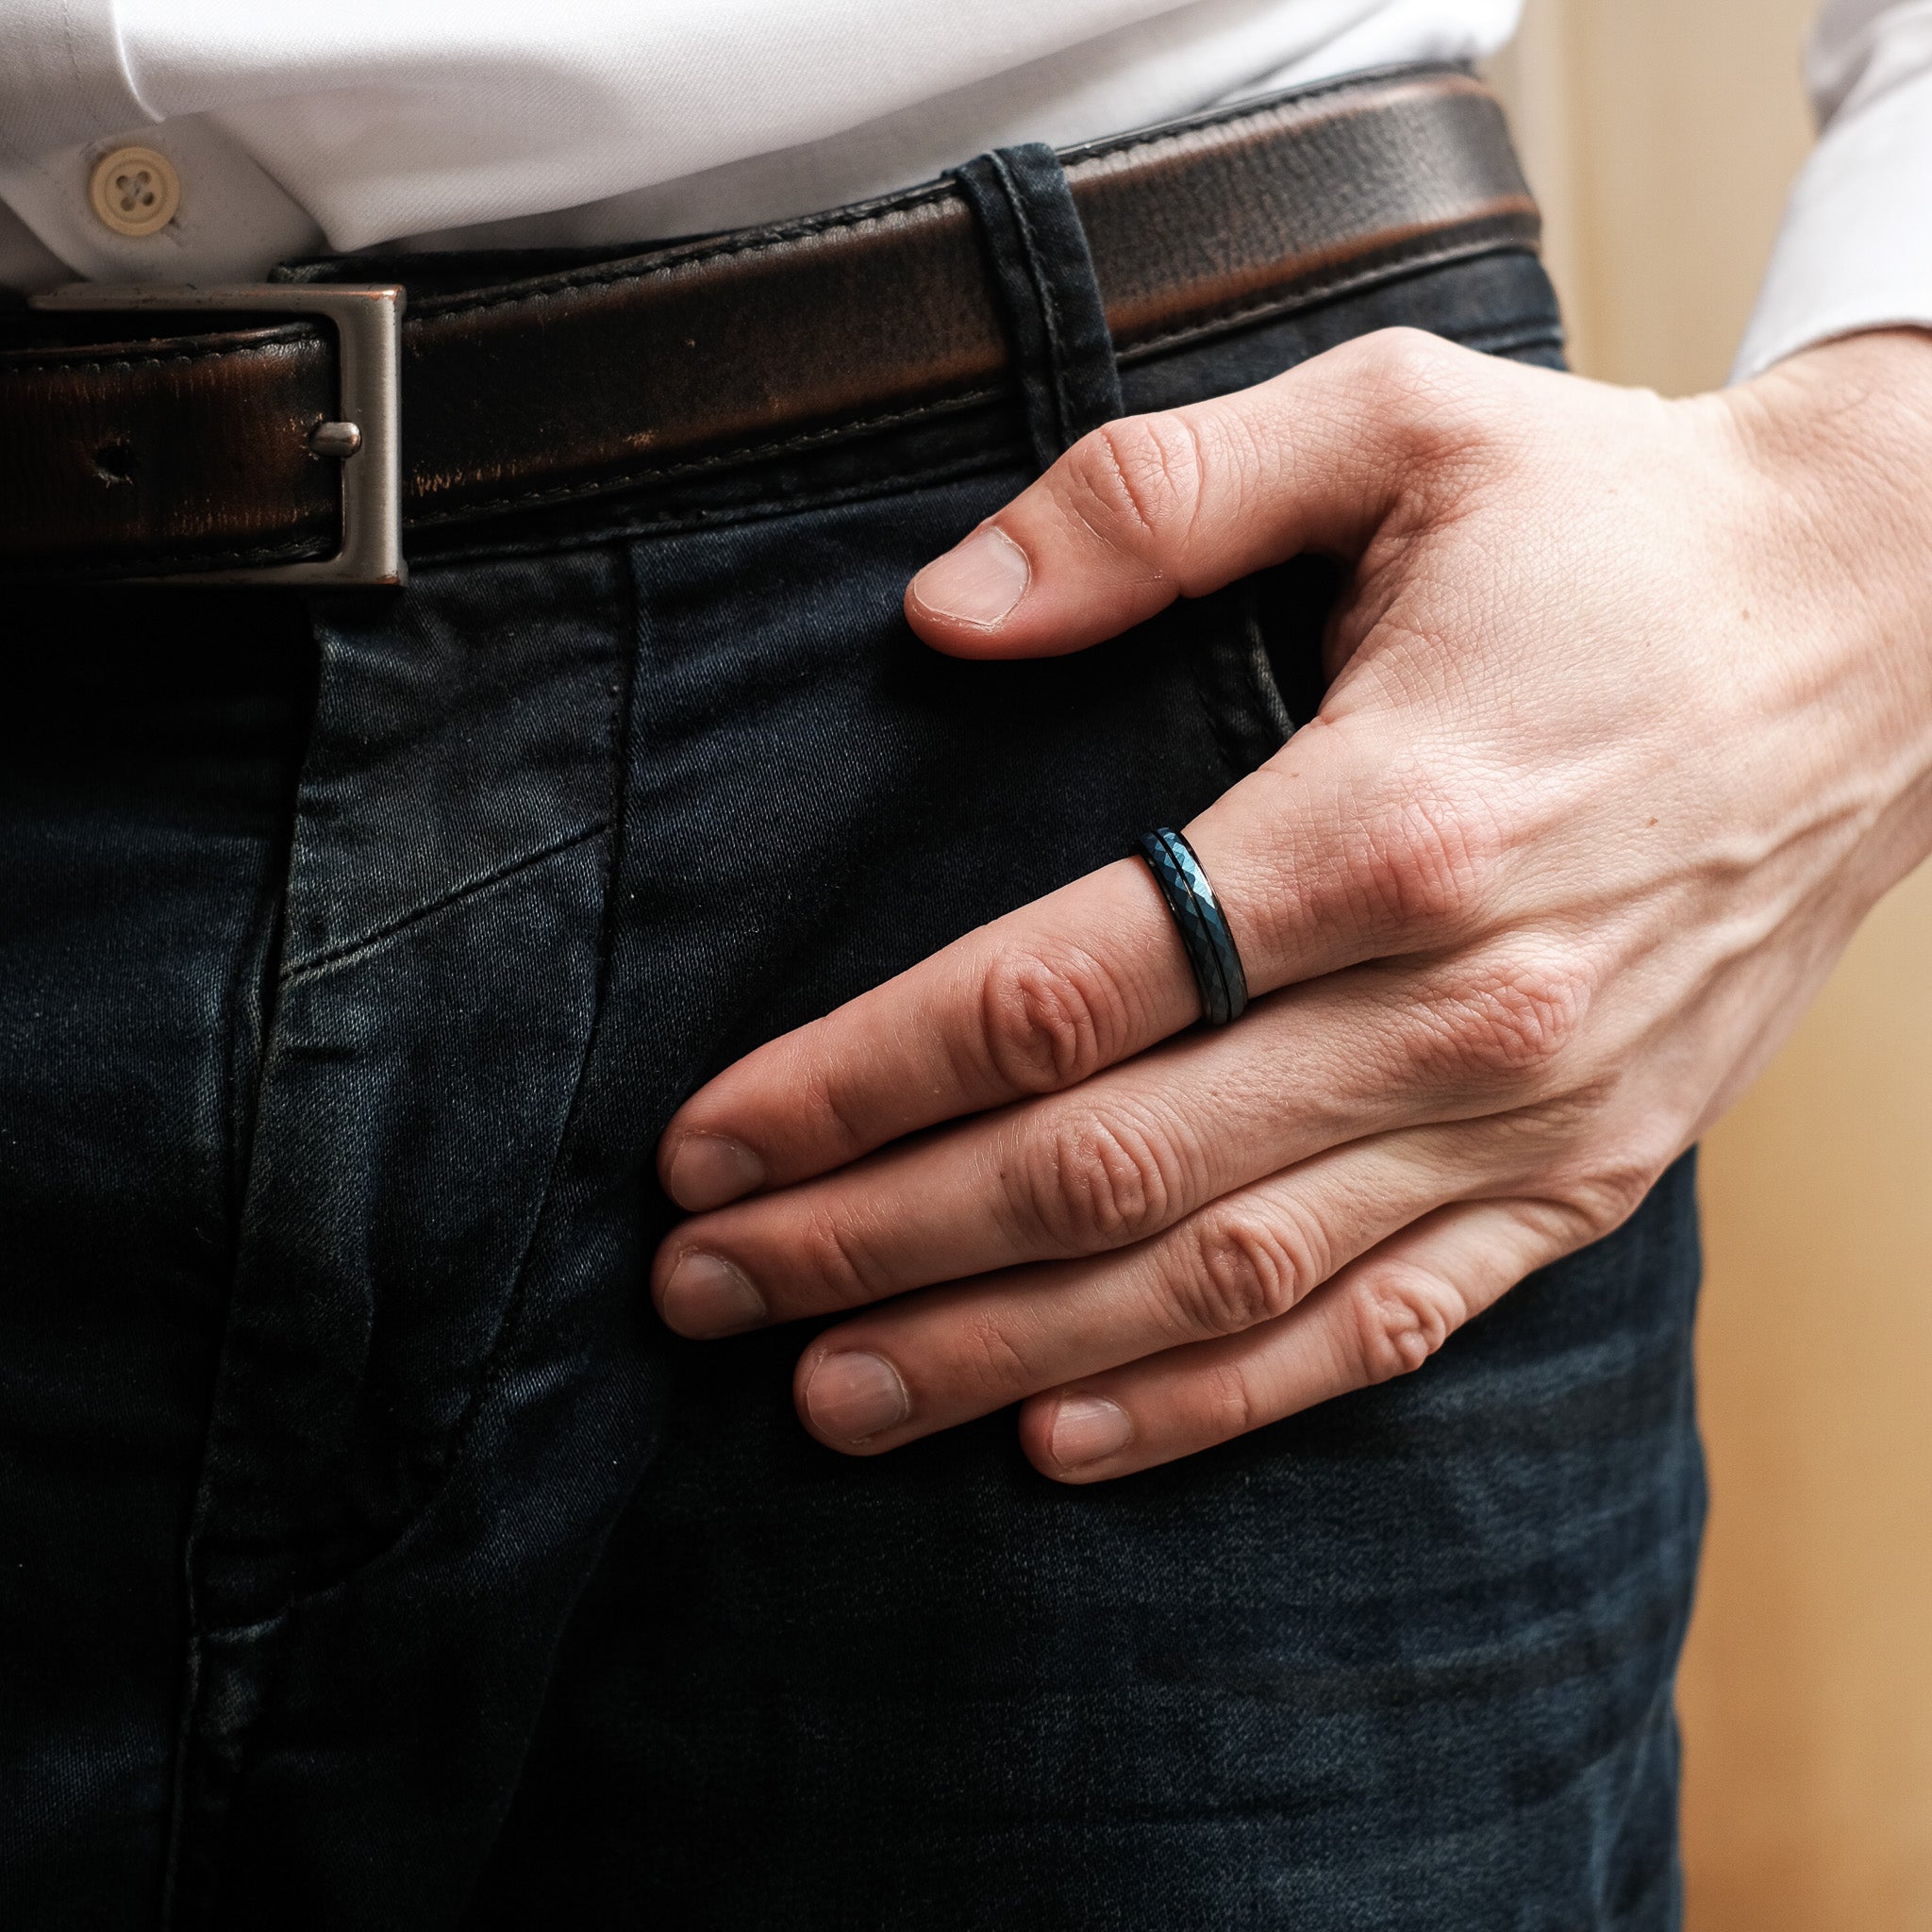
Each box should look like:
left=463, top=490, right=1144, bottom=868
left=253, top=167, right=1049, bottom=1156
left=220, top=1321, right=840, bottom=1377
left=1135, top=826, right=1249, bottom=1025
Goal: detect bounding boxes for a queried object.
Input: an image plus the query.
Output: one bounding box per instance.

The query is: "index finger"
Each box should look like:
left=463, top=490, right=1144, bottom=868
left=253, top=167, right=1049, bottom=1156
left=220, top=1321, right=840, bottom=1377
left=658, top=855, right=1195, bottom=1209
left=658, top=725, right=1509, bottom=1209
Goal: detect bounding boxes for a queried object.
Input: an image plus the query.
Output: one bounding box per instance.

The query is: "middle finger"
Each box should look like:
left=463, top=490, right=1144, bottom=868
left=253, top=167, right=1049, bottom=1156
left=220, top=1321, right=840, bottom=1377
left=652, top=941, right=1577, bottom=1337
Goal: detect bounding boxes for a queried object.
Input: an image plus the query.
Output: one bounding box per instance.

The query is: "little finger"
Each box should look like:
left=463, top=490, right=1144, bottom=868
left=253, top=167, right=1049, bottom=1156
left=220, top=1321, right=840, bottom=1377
left=1018, top=1198, right=1585, bottom=1482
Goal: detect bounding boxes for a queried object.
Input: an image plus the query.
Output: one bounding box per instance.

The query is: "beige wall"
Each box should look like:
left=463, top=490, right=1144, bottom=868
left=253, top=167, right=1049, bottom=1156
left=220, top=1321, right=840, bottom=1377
left=1491, top=7, right=1932, bottom=1926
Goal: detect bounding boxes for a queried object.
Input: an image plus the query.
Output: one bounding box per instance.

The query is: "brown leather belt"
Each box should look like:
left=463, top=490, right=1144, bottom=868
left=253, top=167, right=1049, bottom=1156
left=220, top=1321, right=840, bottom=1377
left=0, top=66, right=1535, bottom=586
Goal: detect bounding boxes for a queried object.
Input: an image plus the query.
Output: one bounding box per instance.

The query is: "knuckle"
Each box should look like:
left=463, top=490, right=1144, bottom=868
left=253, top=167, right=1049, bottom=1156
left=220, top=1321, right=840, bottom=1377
left=1357, top=325, right=1458, bottom=397
left=1478, top=1078, right=1616, bottom=1160
left=1169, top=1200, right=1323, bottom=1338
left=1424, top=952, right=1596, bottom=1091
left=1547, top=1146, right=1663, bottom=1242
left=803, top=1063, right=874, bottom=1165
left=943, top=1312, right=1041, bottom=1402
left=1342, top=780, right=1501, bottom=939
left=792, top=1202, right=882, bottom=1305
left=1501, top=1088, right=1674, bottom=1246
left=1195, top=1357, right=1265, bottom=1441
left=1350, top=328, right=1496, bottom=471
left=1059, top=414, right=1205, bottom=562
left=1346, top=1262, right=1465, bottom=1385
left=978, top=941, right=1130, bottom=1094
left=1017, top=1111, right=1178, bottom=1253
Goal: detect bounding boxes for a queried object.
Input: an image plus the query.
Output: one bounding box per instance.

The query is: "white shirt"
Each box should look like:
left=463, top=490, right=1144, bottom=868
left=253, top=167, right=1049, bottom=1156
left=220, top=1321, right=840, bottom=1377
left=0, top=0, right=1920, bottom=380
left=1738, top=0, right=1932, bottom=374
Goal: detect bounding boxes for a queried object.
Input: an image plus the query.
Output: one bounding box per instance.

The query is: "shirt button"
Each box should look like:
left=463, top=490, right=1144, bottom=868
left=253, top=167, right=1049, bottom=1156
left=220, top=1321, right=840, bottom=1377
left=89, top=146, right=181, bottom=238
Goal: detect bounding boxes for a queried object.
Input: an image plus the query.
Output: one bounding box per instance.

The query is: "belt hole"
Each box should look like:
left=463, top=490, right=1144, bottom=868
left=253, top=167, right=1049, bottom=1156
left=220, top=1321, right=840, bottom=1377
left=92, top=441, right=137, bottom=487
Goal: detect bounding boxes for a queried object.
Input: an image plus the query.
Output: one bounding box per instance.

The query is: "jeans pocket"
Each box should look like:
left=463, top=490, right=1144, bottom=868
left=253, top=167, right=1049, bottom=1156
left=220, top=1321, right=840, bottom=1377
left=1186, top=555, right=1343, bottom=777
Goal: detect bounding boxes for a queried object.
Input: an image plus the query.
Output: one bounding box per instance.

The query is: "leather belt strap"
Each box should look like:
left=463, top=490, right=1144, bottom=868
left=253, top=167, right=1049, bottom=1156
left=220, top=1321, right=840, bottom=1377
left=0, top=66, right=1536, bottom=583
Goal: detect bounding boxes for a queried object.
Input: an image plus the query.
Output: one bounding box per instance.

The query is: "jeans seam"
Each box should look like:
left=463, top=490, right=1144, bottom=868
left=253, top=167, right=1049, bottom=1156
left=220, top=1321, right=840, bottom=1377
left=278, top=819, right=609, bottom=982
left=159, top=631, right=315, bottom=1931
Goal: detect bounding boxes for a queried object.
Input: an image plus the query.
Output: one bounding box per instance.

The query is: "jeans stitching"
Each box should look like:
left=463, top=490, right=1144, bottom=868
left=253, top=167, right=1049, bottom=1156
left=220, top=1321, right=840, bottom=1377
left=279, top=819, right=609, bottom=982
left=988, top=149, right=1074, bottom=454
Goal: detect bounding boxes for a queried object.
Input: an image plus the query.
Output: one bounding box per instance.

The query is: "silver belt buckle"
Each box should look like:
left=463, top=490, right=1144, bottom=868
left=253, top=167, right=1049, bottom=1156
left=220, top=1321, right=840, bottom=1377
left=28, top=281, right=407, bottom=588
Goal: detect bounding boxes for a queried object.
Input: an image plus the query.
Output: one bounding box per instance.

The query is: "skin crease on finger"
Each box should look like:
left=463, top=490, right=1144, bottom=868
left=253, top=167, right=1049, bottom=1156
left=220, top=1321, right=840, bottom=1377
left=653, top=325, right=1932, bottom=1481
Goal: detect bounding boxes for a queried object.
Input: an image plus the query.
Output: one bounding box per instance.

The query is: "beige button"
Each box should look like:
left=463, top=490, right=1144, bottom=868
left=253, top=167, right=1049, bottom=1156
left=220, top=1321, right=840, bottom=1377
left=89, top=146, right=180, bottom=239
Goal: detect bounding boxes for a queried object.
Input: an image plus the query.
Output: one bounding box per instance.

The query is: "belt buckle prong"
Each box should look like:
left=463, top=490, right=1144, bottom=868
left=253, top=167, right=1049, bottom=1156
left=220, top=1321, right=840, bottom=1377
left=27, top=281, right=407, bottom=588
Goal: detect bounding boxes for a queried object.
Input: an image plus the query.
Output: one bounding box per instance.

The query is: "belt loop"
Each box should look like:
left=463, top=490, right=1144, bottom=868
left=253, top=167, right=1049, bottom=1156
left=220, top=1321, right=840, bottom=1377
left=951, top=143, right=1124, bottom=473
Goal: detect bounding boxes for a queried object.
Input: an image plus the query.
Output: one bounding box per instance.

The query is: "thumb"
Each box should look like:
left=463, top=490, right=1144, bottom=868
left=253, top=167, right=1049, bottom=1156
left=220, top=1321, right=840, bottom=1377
left=904, top=326, right=1485, bottom=659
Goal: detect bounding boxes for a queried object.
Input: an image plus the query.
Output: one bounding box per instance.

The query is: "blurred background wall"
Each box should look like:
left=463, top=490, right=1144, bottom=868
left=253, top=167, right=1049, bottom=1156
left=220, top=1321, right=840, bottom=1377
left=1490, top=7, right=1932, bottom=1925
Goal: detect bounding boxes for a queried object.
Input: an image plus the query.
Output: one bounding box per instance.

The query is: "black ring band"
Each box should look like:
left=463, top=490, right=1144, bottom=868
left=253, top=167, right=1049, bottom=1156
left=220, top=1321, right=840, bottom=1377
left=1133, top=828, right=1250, bottom=1026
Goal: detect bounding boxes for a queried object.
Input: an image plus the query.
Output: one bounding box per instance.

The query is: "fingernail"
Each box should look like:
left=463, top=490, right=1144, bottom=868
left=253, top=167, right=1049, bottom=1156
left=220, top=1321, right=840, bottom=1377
left=665, top=1132, right=765, bottom=1210
left=660, top=1251, right=767, bottom=1339
left=1048, top=1393, right=1133, bottom=1471
left=803, top=1351, right=910, bottom=1442
left=909, top=526, right=1030, bottom=629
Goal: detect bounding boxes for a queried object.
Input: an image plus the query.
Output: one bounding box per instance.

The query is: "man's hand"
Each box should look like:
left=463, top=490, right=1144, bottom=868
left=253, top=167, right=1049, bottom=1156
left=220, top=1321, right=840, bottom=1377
left=648, top=325, right=1932, bottom=1481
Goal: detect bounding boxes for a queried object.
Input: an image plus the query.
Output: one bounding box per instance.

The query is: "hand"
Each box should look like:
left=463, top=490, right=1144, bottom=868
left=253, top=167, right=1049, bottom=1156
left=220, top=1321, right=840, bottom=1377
left=649, top=325, right=1932, bottom=1481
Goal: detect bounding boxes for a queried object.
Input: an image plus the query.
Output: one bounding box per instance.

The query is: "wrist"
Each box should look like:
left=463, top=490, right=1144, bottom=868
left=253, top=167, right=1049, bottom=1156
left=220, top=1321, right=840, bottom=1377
left=1720, top=328, right=1932, bottom=609
left=1713, top=328, right=1932, bottom=887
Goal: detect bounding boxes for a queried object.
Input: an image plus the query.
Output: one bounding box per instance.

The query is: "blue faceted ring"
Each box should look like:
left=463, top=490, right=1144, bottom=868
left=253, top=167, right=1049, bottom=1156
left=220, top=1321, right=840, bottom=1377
left=1134, top=828, right=1250, bottom=1026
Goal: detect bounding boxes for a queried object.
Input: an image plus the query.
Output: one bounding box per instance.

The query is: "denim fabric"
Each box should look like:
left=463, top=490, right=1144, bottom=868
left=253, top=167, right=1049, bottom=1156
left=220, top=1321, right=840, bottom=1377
left=0, top=221, right=1703, bottom=1930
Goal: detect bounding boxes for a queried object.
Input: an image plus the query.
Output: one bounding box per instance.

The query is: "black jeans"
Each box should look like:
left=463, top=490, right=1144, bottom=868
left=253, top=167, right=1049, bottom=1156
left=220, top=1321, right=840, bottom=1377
left=0, top=165, right=1704, bottom=1929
